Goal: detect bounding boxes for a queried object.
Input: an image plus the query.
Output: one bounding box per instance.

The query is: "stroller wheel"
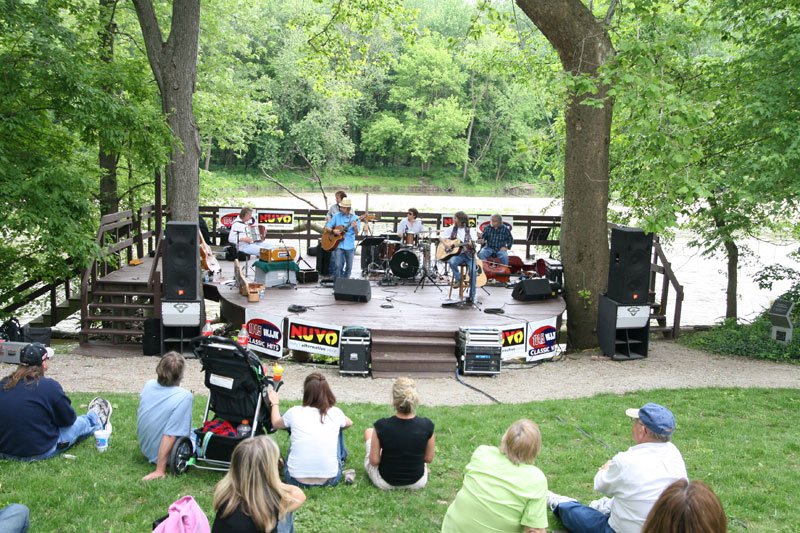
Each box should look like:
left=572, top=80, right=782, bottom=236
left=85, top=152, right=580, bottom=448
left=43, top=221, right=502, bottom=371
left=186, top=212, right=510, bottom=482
left=168, top=436, right=194, bottom=475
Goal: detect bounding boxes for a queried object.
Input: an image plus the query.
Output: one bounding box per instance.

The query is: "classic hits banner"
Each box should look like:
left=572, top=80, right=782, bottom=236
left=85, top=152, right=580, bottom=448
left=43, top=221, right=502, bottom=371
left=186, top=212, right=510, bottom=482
left=526, top=317, right=558, bottom=362
left=244, top=310, right=284, bottom=358
left=286, top=318, right=342, bottom=358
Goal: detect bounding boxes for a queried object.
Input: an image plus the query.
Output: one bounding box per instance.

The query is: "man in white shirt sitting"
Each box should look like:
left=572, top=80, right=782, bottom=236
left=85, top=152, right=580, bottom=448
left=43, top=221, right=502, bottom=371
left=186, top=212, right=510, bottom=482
left=547, top=403, right=688, bottom=533
left=228, top=207, right=271, bottom=256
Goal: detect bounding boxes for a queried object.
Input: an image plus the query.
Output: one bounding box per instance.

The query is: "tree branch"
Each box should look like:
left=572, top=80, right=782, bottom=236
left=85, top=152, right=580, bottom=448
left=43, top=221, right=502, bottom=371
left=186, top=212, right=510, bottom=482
left=604, top=0, right=619, bottom=26
left=259, top=168, right=320, bottom=209
left=116, top=181, right=155, bottom=202
left=131, top=0, right=165, bottom=90
left=293, top=143, right=328, bottom=208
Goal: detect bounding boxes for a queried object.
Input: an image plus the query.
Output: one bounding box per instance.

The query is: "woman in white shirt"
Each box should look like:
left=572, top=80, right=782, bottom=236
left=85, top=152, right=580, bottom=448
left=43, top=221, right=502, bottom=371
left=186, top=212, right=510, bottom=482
left=268, top=373, right=353, bottom=487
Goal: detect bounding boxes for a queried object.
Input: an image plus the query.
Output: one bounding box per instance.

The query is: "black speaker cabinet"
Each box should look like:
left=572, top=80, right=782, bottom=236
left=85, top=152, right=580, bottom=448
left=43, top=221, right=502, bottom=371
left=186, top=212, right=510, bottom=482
left=333, top=278, right=371, bottom=302
left=512, top=278, right=556, bottom=301
left=607, top=227, right=653, bottom=304
left=598, top=293, right=650, bottom=360
left=164, top=221, right=200, bottom=301
left=143, top=318, right=161, bottom=356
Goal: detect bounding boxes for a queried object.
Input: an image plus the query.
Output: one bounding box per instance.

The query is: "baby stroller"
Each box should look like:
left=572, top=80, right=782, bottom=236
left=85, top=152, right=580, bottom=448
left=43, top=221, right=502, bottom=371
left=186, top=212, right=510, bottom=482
left=168, top=334, right=282, bottom=475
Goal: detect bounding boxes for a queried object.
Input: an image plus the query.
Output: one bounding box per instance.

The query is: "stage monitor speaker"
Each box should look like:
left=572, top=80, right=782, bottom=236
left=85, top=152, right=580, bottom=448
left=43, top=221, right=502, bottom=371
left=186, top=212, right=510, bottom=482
left=334, top=278, right=371, bottom=302
left=607, top=227, right=653, bottom=304
left=164, top=221, right=200, bottom=301
left=512, top=278, right=555, bottom=301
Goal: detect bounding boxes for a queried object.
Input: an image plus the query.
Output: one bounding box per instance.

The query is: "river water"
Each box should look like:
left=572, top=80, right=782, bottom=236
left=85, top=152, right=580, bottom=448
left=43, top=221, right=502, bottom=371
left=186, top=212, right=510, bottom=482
left=244, top=192, right=799, bottom=326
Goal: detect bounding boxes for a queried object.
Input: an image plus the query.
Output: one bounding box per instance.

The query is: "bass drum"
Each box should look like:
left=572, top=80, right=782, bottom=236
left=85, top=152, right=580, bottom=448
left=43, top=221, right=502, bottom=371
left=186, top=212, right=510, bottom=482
left=389, top=248, right=421, bottom=279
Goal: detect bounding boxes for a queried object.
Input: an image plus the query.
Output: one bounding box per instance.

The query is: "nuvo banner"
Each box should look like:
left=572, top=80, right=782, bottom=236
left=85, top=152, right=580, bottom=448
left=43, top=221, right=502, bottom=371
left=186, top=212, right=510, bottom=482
left=286, top=317, right=342, bottom=358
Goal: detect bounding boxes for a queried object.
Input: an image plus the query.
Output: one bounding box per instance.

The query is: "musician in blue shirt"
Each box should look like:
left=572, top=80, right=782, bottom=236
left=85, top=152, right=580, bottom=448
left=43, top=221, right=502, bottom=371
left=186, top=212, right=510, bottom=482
left=324, top=199, right=360, bottom=279
left=478, top=214, right=513, bottom=266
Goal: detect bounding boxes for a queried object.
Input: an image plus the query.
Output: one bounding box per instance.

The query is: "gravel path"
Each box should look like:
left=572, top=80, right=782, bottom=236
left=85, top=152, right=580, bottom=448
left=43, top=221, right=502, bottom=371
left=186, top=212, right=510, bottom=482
left=46, top=340, right=800, bottom=405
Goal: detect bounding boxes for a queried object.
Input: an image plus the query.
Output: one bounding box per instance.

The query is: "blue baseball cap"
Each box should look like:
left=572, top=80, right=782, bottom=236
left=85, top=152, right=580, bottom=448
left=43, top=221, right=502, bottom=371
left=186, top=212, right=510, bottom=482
left=626, top=403, right=676, bottom=435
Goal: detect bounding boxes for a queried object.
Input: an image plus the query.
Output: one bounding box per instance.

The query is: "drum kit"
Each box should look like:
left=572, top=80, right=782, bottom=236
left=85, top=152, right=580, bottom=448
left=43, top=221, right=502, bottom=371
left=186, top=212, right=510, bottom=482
left=361, top=230, right=445, bottom=290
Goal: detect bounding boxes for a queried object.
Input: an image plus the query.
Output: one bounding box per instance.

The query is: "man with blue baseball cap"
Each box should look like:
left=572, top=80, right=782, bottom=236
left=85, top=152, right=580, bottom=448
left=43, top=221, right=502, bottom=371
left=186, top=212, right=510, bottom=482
left=547, top=403, right=688, bottom=533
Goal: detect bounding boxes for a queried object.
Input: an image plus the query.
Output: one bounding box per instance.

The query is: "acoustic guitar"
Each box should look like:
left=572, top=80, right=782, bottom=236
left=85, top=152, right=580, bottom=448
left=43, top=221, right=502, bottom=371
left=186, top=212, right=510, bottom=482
left=436, top=238, right=485, bottom=262
left=321, top=214, right=372, bottom=251
left=199, top=230, right=221, bottom=275
left=469, top=257, right=488, bottom=288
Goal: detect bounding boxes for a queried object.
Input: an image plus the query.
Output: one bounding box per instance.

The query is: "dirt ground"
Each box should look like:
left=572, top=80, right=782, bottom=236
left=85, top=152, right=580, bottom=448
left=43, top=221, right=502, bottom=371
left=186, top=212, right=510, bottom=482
left=45, top=340, right=800, bottom=406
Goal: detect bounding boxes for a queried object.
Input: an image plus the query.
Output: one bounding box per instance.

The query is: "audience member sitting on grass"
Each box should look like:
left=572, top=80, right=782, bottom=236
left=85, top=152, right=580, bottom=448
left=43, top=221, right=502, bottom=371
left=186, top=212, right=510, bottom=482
left=441, top=419, right=548, bottom=533
left=0, top=503, right=30, bottom=533
left=547, top=402, right=688, bottom=533
left=642, top=479, right=727, bottom=533
left=212, top=436, right=306, bottom=533
left=137, top=351, right=194, bottom=481
left=363, top=377, right=435, bottom=490
left=0, top=343, right=111, bottom=461
left=267, top=373, right=355, bottom=487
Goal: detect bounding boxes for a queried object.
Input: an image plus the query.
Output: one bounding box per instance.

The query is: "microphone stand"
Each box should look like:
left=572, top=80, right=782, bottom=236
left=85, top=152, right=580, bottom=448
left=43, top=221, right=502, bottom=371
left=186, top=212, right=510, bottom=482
left=234, top=228, right=252, bottom=280
left=276, top=232, right=295, bottom=290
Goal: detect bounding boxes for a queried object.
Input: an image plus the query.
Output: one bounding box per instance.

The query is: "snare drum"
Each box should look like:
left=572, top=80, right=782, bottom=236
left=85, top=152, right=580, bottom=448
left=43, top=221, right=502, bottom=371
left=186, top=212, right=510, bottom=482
left=403, top=233, right=418, bottom=246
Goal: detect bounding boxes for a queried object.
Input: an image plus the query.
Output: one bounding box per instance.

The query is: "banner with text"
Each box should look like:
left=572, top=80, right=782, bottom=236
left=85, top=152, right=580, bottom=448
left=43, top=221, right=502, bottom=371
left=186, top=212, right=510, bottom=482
left=244, top=310, right=284, bottom=358
left=219, top=207, right=254, bottom=229
left=442, top=214, right=478, bottom=228
left=286, top=318, right=342, bottom=358
left=526, top=317, right=559, bottom=362
left=256, top=210, right=295, bottom=231
left=478, top=217, right=514, bottom=232
left=500, top=323, right=527, bottom=360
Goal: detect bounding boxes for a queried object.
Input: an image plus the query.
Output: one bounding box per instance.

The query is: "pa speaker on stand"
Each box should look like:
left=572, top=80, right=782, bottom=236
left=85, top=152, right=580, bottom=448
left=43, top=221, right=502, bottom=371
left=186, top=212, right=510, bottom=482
left=162, top=221, right=204, bottom=355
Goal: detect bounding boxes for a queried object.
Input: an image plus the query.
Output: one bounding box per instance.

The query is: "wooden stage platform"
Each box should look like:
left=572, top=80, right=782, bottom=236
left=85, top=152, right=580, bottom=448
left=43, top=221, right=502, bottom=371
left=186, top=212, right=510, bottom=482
left=211, top=256, right=565, bottom=378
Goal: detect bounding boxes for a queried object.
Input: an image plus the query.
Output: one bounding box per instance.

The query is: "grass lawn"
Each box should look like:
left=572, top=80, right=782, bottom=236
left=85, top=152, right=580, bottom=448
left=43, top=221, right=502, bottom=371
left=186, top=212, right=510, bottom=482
left=1, top=387, right=798, bottom=532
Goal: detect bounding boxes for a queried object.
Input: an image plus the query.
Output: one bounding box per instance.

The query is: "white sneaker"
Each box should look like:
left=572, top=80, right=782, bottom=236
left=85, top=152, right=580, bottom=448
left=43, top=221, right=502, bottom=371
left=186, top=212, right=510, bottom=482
left=547, top=490, right=577, bottom=512
left=88, top=397, right=112, bottom=430
left=589, top=497, right=613, bottom=515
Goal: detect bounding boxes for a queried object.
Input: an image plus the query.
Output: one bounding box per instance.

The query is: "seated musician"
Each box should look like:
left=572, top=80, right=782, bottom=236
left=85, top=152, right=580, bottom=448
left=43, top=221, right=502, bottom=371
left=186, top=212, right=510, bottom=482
left=228, top=207, right=270, bottom=256
left=397, top=208, right=424, bottom=242
left=440, top=211, right=479, bottom=302
left=478, top=214, right=513, bottom=266
left=324, top=198, right=360, bottom=279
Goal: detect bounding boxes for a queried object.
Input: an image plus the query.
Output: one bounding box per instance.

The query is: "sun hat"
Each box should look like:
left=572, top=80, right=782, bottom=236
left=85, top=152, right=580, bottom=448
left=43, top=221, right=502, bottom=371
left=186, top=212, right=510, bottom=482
left=625, top=402, right=675, bottom=435
left=20, top=342, right=49, bottom=366
left=340, top=198, right=352, bottom=208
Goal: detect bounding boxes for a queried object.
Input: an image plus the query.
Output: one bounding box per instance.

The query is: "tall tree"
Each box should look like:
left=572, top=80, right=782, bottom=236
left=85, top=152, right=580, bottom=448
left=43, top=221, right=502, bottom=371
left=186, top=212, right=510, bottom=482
left=515, top=0, right=617, bottom=349
left=132, top=0, right=201, bottom=222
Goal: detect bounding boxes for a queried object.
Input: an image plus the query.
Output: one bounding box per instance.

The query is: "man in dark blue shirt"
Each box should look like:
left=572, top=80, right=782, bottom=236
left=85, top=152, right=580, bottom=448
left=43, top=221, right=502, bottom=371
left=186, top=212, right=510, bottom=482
left=0, top=343, right=112, bottom=460
left=478, top=214, right=514, bottom=266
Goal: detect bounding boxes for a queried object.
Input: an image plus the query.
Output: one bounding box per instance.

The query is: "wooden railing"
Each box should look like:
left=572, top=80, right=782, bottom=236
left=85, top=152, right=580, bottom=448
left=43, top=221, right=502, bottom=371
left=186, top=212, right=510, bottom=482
left=650, top=238, right=685, bottom=339
left=0, top=259, right=84, bottom=325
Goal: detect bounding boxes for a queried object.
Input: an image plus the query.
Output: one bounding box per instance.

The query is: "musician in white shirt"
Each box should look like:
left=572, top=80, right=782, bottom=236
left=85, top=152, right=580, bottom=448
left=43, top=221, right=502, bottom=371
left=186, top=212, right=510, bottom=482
left=228, top=207, right=271, bottom=256
left=397, top=208, right=424, bottom=239
left=439, top=211, right=479, bottom=302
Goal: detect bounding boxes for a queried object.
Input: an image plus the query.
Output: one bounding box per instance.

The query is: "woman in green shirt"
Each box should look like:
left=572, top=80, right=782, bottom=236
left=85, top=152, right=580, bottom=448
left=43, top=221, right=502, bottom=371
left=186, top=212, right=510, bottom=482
left=442, top=419, right=548, bottom=533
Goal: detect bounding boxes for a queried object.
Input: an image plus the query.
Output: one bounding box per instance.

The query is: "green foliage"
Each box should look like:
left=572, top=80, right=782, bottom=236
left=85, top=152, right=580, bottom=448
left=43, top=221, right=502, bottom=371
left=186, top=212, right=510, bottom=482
left=3, top=389, right=800, bottom=531
left=681, top=316, right=800, bottom=362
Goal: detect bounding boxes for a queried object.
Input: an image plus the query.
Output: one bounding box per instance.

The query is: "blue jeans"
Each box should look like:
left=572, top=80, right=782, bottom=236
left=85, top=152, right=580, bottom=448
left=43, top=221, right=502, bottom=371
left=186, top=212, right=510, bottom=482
left=478, top=247, right=509, bottom=266
left=332, top=248, right=355, bottom=279
left=0, top=504, right=30, bottom=533
left=277, top=513, right=294, bottom=533
left=554, top=501, right=615, bottom=533
left=449, top=253, right=477, bottom=300
left=0, top=412, right=101, bottom=461
left=284, top=430, right=348, bottom=488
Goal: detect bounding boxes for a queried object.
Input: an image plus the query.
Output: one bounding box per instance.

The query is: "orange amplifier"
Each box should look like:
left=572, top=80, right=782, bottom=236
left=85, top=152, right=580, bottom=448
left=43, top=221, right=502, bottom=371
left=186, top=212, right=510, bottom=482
left=260, top=247, right=297, bottom=262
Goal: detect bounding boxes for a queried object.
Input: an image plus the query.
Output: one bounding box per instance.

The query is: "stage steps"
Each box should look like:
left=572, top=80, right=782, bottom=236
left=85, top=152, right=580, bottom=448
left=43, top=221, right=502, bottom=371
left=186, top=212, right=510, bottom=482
left=79, top=280, right=156, bottom=347
left=370, top=329, right=457, bottom=378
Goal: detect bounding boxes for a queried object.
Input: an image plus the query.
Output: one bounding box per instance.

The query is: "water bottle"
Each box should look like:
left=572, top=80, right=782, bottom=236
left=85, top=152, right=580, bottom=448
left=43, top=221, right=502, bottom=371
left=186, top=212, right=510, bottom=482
left=202, top=319, right=213, bottom=337
left=203, top=271, right=209, bottom=283
left=237, top=324, right=249, bottom=346
left=236, top=420, right=252, bottom=438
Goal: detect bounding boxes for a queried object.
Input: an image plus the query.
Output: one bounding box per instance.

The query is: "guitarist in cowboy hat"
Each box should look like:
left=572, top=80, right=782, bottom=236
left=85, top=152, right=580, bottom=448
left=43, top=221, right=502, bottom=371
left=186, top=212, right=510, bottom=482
left=324, top=198, right=360, bottom=279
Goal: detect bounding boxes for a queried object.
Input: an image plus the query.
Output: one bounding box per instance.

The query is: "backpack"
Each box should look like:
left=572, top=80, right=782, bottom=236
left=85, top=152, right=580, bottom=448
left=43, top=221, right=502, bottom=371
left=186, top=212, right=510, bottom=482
left=0, top=317, right=21, bottom=342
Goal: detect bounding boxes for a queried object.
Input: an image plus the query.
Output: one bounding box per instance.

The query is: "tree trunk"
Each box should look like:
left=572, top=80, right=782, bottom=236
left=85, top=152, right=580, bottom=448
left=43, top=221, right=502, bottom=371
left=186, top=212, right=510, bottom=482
left=723, top=238, right=739, bottom=319
left=516, top=0, right=615, bottom=349
left=98, top=0, right=118, bottom=216
left=132, top=0, right=201, bottom=222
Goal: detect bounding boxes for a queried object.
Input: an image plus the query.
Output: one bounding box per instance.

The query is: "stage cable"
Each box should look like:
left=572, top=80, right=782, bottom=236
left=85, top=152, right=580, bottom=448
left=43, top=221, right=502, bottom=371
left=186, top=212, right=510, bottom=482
left=455, top=369, right=500, bottom=404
